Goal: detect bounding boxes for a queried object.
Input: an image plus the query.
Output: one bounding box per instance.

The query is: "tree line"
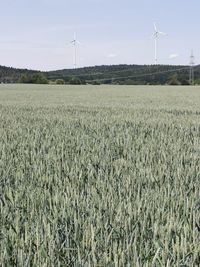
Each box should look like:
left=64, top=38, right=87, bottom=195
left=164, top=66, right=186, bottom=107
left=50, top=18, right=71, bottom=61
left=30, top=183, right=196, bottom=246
left=0, top=64, right=200, bottom=85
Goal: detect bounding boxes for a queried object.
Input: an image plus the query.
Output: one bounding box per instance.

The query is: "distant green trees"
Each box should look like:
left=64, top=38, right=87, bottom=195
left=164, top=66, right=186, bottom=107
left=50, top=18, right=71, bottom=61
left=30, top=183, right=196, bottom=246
left=91, top=80, right=101, bottom=85
left=68, top=76, right=82, bottom=85
left=194, top=78, right=200, bottom=85
left=47, top=64, right=196, bottom=85
left=167, top=74, right=192, bottom=86
left=48, top=77, right=86, bottom=85
left=1, top=64, right=200, bottom=85
left=55, top=79, right=65, bottom=85
left=167, top=74, right=181, bottom=85
left=180, top=79, right=190, bottom=85
left=0, top=66, right=38, bottom=83
left=18, top=73, right=48, bottom=84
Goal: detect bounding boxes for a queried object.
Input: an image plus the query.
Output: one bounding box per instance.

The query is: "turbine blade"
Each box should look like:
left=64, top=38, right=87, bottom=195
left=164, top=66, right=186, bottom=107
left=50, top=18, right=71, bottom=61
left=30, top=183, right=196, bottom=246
left=66, top=42, right=73, bottom=48
left=159, top=31, right=167, bottom=36
left=153, top=22, right=157, bottom=32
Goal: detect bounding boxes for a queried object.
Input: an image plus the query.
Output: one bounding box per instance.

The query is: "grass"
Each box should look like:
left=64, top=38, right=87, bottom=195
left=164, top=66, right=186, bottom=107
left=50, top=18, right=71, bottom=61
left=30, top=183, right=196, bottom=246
left=0, top=84, right=200, bottom=266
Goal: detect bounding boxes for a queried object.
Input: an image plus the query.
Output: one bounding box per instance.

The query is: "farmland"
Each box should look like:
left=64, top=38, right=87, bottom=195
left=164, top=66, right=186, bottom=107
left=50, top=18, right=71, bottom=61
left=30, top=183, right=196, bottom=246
left=0, top=84, right=200, bottom=266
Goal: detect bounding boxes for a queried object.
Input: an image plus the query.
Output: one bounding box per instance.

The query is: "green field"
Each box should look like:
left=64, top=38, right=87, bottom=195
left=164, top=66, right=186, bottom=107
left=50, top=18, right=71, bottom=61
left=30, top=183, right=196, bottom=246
left=1, top=84, right=200, bottom=266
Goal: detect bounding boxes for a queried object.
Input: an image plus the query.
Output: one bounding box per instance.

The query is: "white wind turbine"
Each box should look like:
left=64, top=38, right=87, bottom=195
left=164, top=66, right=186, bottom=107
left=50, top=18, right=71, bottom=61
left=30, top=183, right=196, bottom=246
left=152, top=23, right=166, bottom=64
left=70, top=32, right=81, bottom=69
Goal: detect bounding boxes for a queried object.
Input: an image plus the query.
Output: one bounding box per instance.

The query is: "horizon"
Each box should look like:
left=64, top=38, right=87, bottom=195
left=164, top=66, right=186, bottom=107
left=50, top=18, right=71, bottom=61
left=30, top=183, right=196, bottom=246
left=0, top=0, right=199, bottom=71
left=0, top=63, right=193, bottom=73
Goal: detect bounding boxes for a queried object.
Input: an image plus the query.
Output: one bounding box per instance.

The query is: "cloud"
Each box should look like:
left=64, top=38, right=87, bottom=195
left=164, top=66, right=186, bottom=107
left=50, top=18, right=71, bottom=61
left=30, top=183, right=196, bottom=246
left=169, top=53, right=179, bottom=59
left=107, top=53, right=117, bottom=58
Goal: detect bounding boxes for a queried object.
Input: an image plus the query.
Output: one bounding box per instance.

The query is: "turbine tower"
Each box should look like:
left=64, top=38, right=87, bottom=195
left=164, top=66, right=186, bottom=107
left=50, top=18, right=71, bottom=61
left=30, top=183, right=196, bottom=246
left=189, top=50, right=195, bottom=85
left=70, top=32, right=80, bottom=69
left=152, top=23, right=166, bottom=64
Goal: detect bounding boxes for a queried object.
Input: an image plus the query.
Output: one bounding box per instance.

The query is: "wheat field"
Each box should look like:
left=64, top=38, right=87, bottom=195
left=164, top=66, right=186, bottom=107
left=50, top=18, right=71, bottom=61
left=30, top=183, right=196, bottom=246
left=0, top=84, right=200, bottom=266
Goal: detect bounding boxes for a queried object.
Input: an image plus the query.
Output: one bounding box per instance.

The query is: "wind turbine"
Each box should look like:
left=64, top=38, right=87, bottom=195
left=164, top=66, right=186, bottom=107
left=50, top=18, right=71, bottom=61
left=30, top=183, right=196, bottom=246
left=189, top=50, right=195, bottom=84
left=152, top=23, right=166, bottom=64
left=70, top=32, right=80, bottom=69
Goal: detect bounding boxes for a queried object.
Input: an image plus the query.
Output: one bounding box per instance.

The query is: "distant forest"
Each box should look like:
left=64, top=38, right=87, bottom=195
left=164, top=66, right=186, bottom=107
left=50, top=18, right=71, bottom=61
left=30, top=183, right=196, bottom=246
left=0, top=64, right=200, bottom=85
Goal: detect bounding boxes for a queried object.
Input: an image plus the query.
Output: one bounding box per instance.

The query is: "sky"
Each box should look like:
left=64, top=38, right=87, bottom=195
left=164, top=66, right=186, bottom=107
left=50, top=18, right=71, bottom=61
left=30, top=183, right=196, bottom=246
left=0, top=0, right=199, bottom=71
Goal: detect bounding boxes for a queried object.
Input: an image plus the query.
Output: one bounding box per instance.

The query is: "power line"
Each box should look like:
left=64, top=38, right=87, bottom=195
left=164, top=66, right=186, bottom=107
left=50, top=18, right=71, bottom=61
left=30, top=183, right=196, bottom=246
left=48, top=64, right=199, bottom=83
left=85, top=66, right=189, bottom=83
left=49, top=65, right=187, bottom=78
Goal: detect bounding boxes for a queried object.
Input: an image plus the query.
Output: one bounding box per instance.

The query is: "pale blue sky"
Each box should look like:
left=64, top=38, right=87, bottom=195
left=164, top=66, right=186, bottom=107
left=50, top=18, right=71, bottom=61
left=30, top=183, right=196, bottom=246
left=0, top=0, right=199, bottom=70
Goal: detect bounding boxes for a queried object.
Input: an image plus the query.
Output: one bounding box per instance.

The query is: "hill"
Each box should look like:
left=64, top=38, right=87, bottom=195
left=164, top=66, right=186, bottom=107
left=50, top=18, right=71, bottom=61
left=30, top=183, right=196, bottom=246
left=47, top=64, right=200, bottom=85
left=1, top=64, right=200, bottom=85
left=0, top=65, right=40, bottom=83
